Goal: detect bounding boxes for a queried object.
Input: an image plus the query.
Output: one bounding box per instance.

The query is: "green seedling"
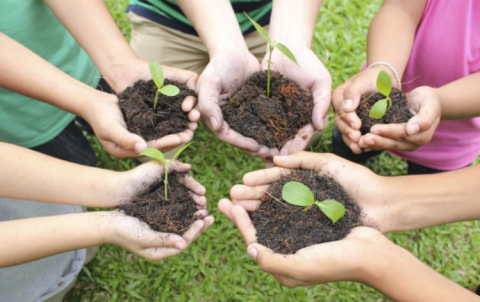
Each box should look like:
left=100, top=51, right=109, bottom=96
left=369, top=70, right=393, bottom=119
left=149, top=62, right=180, bottom=110
left=244, top=12, right=299, bottom=98
left=282, top=181, right=346, bottom=224
left=139, top=142, right=193, bottom=200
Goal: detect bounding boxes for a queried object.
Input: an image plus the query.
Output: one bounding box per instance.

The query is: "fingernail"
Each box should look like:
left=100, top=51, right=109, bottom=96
left=210, top=117, right=219, bottom=130
left=248, top=247, right=258, bottom=259
left=343, top=99, right=353, bottom=109
left=135, top=142, right=145, bottom=154
left=176, top=241, right=186, bottom=250
left=409, top=124, right=420, bottom=135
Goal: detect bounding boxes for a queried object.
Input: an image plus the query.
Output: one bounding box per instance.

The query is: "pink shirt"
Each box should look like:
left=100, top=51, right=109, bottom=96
left=389, top=0, right=480, bottom=170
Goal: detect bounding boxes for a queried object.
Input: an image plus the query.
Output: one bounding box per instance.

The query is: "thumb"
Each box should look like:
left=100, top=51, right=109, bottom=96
left=103, top=123, right=147, bottom=156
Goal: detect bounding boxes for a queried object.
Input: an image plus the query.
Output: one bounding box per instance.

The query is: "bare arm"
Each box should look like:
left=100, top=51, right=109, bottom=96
left=437, top=72, right=480, bottom=119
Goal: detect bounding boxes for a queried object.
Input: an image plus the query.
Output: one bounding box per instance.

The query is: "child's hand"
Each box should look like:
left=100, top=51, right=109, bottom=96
left=220, top=152, right=394, bottom=234
left=100, top=160, right=213, bottom=260
left=357, top=86, right=441, bottom=151
left=197, top=49, right=272, bottom=157
left=332, top=66, right=398, bottom=154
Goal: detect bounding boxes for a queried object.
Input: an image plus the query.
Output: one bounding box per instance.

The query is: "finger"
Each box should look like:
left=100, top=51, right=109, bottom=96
left=100, top=124, right=148, bottom=158
left=232, top=205, right=257, bottom=245
left=232, top=200, right=261, bottom=212
left=197, top=77, right=223, bottom=131
left=272, top=274, right=316, bottom=288
left=214, top=122, right=263, bottom=154
left=177, top=174, right=206, bottom=196
left=188, top=110, right=201, bottom=125
left=182, top=219, right=206, bottom=246
left=358, top=134, right=418, bottom=151
left=163, top=66, right=198, bottom=90
left=139, top=247, right=182, bottom=260
left=241, top=167, right=286, bottom=186
left=272, top=151, right=336, bottom=172
left=280, top=124, right=315, bottom=155
left=311, top=80, right=332, bottom=130
left=218, top=198, right=236, bottom=223
left=370, top=123, right=408, bottom=140
left=148, top=130, right=195, bottom=152
left=230, top=184, right=270, bottom=201
left=181, top=95, right=197, bottom=112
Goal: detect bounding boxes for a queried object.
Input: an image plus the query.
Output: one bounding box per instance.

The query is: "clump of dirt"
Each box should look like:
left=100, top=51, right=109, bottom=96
left=118, top=80, right=196, bottom=141
left=356, top=88, right=413, bottom=135
left=250, top=169, right=362, bottom=254
left=118, top=172, right=197, bottom=235
left=222, top=71, right=313, bottom=149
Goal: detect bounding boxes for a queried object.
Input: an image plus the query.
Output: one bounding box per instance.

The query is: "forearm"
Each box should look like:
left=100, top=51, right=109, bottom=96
left=367, top=0, right=426, bottom=82
left=438, top=72, right=480, bottom=119
left=43, top=0, right=140, bottom=91
left=176, top=0, right=248, bottom=56
left=0, top=32, right=114, bottom=120
left=384, top=165, right=480, bottom=232
left=0, top=212, right=108, bottom=268
left=269, top=0, right=322, bottom=47
left=0, top=143, right=126, bottom=208
left=365, top=240, right=479, bottom=301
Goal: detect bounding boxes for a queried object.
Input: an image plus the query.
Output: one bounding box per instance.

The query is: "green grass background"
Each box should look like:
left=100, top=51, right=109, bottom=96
left=66, top=0, right=480, bottom=301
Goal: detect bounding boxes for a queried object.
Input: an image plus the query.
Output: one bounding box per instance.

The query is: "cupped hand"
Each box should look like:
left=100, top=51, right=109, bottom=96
left=197, top=49, right=272, bottom=157
left=357, top=86, right=441, bottom=151
left=262, top=45, right=331, bottom=156
left=96, top=59, right=200, bottom=156
left=101, top=160, right=214, bottom=260
left=332, top=66, right=396, bottom=154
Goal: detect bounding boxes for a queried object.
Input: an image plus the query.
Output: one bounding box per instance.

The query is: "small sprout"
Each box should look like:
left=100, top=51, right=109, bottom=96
left=149, top=62, right=180, bottom=110
left=369, top=70, right=393, bottom=119
left=244, top=12, right=299, bottom=98
left=282, top=181, right=346, bottom=224
left=139, top=142, right=193, bottom=200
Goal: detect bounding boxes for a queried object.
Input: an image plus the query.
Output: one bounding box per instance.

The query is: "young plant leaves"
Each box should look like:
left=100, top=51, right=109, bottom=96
left=139, top=148, right=166, bottom=165
left=243, top=12, right=271, bottom=44
left=159, top=85, right=180, bottom=97
left=282, top=181, right=346, bottom=224
left=149, top=62, right=164, bottom=89
left=376, top=70, right=392, bottom=97
left=171, top=142, right=193, bottom=162
left=282, top=181, right=314, bottom=206
left=316, top=199, right=346, bottom=224
left=276, top=42, right=299, bottom=66
left=369, top=98, right=389, bottom=119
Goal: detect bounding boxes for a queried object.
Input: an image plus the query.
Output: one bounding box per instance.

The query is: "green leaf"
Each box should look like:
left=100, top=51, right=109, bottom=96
left=159, top=85, right=180, bottom=97
left=139, top=147, right=165, bottom=164
left=244, top=12, right=271, bottom=44
left=376, top=70, right=392, bottom=97
left=171, top=142, right=193, bottom=162
left=316, top=199, right=346, bottom=224
left=149, top=62, right=164, bottom=89
left=282, top=181, right=314, bottom=207
left=275, top=42, right=299, bottom=66
left=369, top=98, right=388, bottom=119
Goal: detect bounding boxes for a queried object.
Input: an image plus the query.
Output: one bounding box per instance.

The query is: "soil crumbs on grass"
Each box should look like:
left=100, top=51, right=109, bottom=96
left=118, top=79, right=196, bottom=141
left=119, top=172, right=197, bottom=235
left=222, top=71, right=313, bottom=149
left=250, top=169, right=362, bottom=254
left=357, top=88, right=413, bottom=135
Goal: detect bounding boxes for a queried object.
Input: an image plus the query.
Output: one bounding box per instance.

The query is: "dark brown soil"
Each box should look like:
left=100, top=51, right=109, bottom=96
left=356, top=88, right=413, bottom=135
left=118, top=172, right=197, bottom=235
left=222, top=71, right=313, bottom=149
left=118, top=80, right=196, bottom=141
left=250, top=169, right=362, bottom=254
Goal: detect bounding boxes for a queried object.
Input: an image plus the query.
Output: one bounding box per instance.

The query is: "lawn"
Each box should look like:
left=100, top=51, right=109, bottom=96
left=66, top=0, right=480, bottom=301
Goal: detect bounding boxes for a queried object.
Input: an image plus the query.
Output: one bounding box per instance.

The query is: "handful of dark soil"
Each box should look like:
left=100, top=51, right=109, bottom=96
left=250, top=169, right=362, bottom=254
left=118, top=80, right=196, bottom=141
left=356, top=88, right=413, bottom=135
left=118, top=172, right=197, bottom=235
left=222, top=71, right=313, bottom=149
